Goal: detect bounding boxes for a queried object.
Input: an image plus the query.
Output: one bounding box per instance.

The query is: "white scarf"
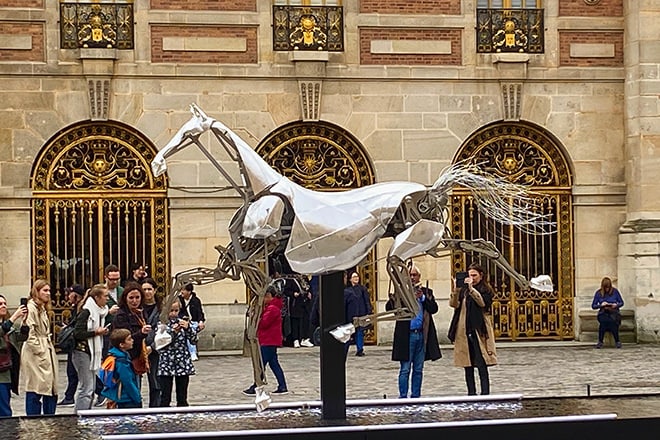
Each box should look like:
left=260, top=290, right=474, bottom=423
left=83, top=295, right=108, bottom=371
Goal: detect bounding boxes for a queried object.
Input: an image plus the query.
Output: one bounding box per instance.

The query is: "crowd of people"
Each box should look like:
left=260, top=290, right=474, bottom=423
left=0, top=263, right=207, bottom=417
left=0, top=261, right=625, bottom=417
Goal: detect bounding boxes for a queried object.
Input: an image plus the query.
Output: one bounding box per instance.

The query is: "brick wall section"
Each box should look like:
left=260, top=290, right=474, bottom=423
left=0, top=22, right=44, bottom=62
left=360, top=0, right=460, bottom=15
left=0, top=0, right=42, bottom=7
left=151, top=25, right=258, bottom=64
left=558, top=0, right=623, bottom=17
left=150, top=0, right=256, bottom=11
left=360, top=28, right=462, bottom=66
left=558, top=31, right=623, bottom=67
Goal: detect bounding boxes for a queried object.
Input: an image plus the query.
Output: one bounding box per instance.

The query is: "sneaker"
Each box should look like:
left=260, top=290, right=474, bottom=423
left=300, top=338, right=314, bottom=347
left=616, top=342, right=622, bottom=348
left=94, top=396, right=107, bottom=407
left=293, top=340, right=300, bottom=348
left=242, top=386, right=256, bottom=396
left=595, top=342, right=603, bottom=349
left=356, top=350, right=365, bottom=357
left=272, top=388, right=288, bottom=395
left=57, top=398, right=75, bottom=407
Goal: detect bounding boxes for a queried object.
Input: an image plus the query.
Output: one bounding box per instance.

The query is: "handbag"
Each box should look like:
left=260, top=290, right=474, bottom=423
left=130, top=312, right=150, bottom=375
left=0, top=334, right=12, bottom=372
left=154, top=323, right=172, bottom=351
left=57, top=324, right=76, bottom=353
left=131, top=339, right=150, bottom=375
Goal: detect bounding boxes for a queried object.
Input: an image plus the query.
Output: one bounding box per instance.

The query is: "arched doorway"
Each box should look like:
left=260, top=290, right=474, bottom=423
left=451, top=121, right=574, bottom=340
left=256, top=121, right=378, bottom=342
left=31, top=120, right=169, bottom=326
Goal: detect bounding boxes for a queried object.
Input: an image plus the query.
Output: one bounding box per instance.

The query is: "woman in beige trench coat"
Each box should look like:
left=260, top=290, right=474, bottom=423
left=21, top=279, right=59, bottom=415
left=448, top=263, right=497, bottom=395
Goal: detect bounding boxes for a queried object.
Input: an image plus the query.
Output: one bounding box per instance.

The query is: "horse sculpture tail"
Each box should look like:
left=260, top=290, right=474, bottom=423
left=431, top=161, right=555, bottom=235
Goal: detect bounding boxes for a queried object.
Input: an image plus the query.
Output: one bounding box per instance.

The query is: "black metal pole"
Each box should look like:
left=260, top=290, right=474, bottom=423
left=319, top=271, right=346, bottom=420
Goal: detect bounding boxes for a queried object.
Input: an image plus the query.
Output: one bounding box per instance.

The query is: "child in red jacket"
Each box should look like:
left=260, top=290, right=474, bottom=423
left=243, top=285, right=288, bottom=396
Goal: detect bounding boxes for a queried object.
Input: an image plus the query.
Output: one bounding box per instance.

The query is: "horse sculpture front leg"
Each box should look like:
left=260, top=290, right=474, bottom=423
left=160, top=243, right=273, bottom=411
left=431, top=238, right=531, bottom=290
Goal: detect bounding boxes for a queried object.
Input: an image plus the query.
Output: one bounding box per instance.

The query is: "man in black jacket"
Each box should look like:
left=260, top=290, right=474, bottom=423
left=385, top=265, right=441, bottom=398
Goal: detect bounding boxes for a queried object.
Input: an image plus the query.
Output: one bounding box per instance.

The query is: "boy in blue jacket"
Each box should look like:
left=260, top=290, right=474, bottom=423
left=101, top=328, right=142, bottom=408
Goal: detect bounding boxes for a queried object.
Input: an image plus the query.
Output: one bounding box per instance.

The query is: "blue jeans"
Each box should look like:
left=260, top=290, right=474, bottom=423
left=261, top=345, right=287, bottom=391
left=344, top=327, right=365, bottom=356
left=398, top=331, right=425, bottom=398
left=63, top=352, right=78, bottom=401
left=25, top=391, right=57, bottom=416
left=187, top=321, right=199, bottom=358
left=0, top=382, right=12, bottom=417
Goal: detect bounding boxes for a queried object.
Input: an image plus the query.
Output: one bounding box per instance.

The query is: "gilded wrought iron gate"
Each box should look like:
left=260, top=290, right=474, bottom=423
left=451, top=121, right=574, bottom=340
left=31, top=121, right=169, bottom=330
left=256, top=120, right=379, bottom=343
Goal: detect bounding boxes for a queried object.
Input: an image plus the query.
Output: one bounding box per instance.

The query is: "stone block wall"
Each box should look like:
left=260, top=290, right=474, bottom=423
left=0, top=0, right=656, bottom=348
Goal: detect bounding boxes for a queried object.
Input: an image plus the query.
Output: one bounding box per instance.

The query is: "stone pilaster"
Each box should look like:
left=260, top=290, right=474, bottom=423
left=619, top=1, right=660, bottom=342
left=289, top=51, right=328, bottom=121
left=80, top=49, right=117, bottom=120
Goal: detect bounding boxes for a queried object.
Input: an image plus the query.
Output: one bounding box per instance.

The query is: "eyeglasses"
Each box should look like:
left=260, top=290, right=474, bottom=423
left=106, top=277, right=120, bottom=282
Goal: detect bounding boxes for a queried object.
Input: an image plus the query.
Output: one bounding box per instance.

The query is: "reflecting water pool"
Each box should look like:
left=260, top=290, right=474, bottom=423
left=3, top=394, right=660, bottom=439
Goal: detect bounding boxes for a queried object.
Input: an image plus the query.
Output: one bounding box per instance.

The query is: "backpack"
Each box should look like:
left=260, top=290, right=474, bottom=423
left=98, top=355, right=119, bottom=391
left=56, top=323, right=76, bottom=353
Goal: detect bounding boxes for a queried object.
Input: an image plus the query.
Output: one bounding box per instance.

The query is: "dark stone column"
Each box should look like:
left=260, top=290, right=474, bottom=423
left=319, top=271, right=346, bottom=420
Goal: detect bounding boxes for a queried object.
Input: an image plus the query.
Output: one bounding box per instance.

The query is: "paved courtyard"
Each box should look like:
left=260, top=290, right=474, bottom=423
left=9, top=341, right=660, bottom=417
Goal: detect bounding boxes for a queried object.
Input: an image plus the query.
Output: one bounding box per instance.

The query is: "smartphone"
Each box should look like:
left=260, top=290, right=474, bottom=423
left=455, top=271, right=469, bottom=288
left=20, top=297, right=28, bottom=307
left=104, top=323, right=112, bottom=329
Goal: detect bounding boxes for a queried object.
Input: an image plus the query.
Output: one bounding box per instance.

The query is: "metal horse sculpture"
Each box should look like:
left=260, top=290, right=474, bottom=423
left=151, top=104, right=553, bottom=409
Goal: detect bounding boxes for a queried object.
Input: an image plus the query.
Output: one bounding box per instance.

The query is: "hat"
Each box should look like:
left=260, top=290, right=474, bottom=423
left=67, top=284, right=85, bottom=297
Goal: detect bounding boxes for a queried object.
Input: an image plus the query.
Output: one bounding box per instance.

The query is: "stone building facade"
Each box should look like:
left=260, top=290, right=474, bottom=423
left=0, top=0, right=658, bottom=349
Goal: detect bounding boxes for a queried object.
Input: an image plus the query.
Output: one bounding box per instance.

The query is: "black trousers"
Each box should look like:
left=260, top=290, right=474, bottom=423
left=598, top=313, right=621, bottom=343
left=146, top=352, right=161, bottom=407
left=159, top=375, right=190, bottom=407
left=465, top=332, right=490, bottom=395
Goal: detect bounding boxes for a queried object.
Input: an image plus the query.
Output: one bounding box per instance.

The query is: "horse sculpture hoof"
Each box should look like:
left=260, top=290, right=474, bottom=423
left=330, top=323, right=355, bottom=343
left=530, top=275, right=554, bottom=292
left=255, top=387, right=272, bottom=412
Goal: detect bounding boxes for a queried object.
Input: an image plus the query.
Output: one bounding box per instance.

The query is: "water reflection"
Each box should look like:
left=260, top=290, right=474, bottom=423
left=3, top=395, right=660, bottom=439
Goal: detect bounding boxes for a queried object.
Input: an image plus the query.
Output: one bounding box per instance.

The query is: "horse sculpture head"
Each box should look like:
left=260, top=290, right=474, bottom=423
left=152, top=104, right=214, bottom=177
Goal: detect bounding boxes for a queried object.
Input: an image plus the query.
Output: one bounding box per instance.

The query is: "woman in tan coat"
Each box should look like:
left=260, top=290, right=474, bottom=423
left=21, top=279, right=59, bottom=415
left=448, top=263, right=497, bottom=395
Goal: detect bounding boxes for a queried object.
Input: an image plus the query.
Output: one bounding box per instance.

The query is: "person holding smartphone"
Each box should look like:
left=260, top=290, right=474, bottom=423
left=591, top=276, right=624, bottom=349
left=448, top=263, right=497, bottom=395
left=0, top=294, right=28, bottom=417
left=385, top=265, right=441, bottom=398
left=72, top=284, right=110, bottom=411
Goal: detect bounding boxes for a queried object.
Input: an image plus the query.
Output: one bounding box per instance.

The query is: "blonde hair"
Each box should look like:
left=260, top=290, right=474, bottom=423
left=78, top=283, right=108, bottom=312
left=30, top=279, right=51, bottom=311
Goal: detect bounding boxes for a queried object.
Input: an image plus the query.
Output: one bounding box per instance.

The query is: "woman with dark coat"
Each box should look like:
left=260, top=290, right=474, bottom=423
left=0, top=294, right=28, bottom=417
left=385, top=266, right=441, bottom=398
left=448, top=263, right=497, bottom=396
left=344, top=271, right=372, bottom=357
left=112, top=282, right=151, bottom=390
left=142, top=278, right=162, bottom=407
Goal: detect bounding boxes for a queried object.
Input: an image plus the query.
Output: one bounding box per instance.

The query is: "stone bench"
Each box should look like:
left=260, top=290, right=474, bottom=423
left=579, top=309, right=636, bottom=344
